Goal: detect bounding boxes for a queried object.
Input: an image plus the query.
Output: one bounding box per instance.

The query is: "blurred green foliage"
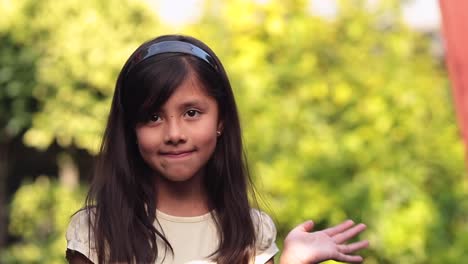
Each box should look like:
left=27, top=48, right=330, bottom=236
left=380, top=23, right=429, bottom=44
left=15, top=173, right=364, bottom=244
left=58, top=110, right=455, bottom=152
left=1, top=0, right=467, bottom=263
left=0, top=33, right=37, bottom=140
left=1, top=177, right=85, bottom=263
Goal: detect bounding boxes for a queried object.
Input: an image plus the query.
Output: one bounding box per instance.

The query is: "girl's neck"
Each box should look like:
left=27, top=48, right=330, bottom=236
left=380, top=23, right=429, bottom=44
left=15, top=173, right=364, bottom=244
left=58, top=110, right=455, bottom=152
left=155, top=173, right=211, bottom=217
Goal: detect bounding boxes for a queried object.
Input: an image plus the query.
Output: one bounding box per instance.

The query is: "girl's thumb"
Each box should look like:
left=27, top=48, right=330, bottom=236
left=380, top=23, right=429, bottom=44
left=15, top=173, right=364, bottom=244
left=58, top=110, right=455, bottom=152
left=293, top=220, right=315, bottom=233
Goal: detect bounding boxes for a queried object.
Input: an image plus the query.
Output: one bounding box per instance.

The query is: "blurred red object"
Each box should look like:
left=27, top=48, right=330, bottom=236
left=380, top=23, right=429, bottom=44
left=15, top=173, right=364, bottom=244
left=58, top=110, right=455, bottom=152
left=439, top=0, right=468, bottom=164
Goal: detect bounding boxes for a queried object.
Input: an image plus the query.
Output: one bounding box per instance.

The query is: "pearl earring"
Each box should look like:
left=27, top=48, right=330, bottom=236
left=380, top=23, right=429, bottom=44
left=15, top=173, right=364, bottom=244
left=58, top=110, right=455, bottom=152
left=216, top=131, right=221, bottom=136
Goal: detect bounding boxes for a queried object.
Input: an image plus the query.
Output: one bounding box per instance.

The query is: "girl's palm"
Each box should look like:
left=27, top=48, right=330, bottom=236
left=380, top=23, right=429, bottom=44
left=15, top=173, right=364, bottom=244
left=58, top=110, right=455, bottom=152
left=280, top=220, right=369, bottom=264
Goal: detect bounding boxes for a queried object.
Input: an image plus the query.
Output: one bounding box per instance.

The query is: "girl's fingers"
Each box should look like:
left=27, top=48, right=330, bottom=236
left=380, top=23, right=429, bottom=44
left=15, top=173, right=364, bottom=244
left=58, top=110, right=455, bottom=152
left=336, top=253, right=364, bottom=263
left=337, top=240, right=370, bottom=254
left=323, top=220, right=355, bottom=236
left=333, top=223, right=367, bottom=244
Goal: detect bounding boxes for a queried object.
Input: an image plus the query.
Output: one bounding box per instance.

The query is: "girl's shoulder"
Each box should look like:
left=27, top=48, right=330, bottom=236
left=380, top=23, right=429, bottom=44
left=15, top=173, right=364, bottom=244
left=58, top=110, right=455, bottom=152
left=65, top=208, right=98, bottom=263
left=250, top=209, right=279, bottom=263
left=66, top=208, right=96, bottom=235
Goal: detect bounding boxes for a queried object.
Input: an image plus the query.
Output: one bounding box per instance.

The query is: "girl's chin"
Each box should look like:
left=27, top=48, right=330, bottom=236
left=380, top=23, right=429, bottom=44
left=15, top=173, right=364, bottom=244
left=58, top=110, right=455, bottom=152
left=157, top=171, right=201, bottom=183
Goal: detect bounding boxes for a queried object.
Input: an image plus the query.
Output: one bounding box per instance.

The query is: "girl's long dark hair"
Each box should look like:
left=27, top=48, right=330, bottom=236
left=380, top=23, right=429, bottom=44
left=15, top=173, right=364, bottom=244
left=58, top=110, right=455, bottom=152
left=84, top=35, right=257, bottom=263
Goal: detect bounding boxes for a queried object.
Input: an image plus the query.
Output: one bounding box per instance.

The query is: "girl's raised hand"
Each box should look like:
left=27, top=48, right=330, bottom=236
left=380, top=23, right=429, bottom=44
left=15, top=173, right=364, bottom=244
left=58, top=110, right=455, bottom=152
left=279, top=220, right=369, bottom=264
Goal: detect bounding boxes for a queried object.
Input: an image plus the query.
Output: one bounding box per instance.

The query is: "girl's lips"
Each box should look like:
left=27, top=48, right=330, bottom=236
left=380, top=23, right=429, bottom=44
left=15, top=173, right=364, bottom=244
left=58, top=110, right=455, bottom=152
left=160, top=150, right=195, bottom=158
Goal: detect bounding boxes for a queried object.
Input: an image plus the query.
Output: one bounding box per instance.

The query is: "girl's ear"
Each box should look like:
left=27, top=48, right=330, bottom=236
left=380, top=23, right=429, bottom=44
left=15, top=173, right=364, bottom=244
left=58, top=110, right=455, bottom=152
left=217, top=121, right=224, bottom=134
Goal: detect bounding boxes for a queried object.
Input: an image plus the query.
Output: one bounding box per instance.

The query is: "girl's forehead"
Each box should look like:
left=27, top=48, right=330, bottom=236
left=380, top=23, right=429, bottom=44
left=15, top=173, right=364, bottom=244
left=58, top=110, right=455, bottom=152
left=161, top=76, right=215, bottom=107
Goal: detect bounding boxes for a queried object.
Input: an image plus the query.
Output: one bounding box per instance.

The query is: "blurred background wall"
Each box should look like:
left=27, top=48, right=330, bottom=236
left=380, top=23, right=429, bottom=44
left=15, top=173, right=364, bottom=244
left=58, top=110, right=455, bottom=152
left=0, top=0, right=467, bottom=263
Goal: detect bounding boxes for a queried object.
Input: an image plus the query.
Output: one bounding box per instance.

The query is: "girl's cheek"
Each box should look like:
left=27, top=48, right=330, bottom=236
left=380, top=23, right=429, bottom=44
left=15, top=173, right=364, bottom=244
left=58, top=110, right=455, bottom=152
left=136, top=129, right=161, bottom=149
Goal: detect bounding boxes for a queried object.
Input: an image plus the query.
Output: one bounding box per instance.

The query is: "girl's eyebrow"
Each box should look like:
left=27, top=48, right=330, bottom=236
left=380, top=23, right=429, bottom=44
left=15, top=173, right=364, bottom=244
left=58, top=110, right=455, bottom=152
left=158, top=99, right=210, bottom=113
left=177, top=99, right=209, bottom=109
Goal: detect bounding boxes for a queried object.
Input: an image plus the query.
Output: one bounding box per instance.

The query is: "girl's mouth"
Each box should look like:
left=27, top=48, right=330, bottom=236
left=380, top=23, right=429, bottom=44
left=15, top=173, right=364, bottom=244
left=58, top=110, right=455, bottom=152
left=160, top=150, right=196, bottom=158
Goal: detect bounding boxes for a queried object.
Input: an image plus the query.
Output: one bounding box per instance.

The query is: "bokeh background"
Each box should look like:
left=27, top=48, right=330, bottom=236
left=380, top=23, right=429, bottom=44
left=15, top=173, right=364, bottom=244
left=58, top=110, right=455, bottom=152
left=1, top=0, right=467, bottom=263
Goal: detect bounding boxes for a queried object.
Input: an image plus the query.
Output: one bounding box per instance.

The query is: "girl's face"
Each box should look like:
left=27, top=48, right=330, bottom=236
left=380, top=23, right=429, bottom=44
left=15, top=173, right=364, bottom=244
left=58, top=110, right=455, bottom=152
left=135, top=74, right=222, bottom=183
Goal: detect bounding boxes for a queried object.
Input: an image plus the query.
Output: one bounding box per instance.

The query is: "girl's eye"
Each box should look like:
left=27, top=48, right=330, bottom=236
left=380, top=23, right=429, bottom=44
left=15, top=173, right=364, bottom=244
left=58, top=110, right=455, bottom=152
left=149, top=114, right=161, bottom=123
left=186, top=110, right=200, bottom=118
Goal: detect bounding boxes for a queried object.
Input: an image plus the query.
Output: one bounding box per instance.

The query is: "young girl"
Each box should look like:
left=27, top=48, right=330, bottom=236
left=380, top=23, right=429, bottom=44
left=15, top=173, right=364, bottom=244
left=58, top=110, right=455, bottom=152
left=65, top=34, right=369, bottom=264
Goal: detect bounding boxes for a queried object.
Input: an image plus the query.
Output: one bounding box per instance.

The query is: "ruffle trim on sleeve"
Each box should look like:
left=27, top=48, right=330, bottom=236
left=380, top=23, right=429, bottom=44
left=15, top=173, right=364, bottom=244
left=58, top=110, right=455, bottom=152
left=65, top=209, right=98, bottom=263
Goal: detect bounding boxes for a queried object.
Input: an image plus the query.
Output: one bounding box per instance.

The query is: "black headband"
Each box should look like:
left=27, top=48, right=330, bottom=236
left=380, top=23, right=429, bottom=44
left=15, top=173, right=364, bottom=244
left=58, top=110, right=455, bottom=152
left=126, top=40, right=218, bottom=75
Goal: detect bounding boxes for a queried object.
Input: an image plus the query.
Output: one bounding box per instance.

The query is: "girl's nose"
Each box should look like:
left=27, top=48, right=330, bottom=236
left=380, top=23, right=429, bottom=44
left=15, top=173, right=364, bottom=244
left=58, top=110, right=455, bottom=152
left=163, top=117, right=187, bottom=145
